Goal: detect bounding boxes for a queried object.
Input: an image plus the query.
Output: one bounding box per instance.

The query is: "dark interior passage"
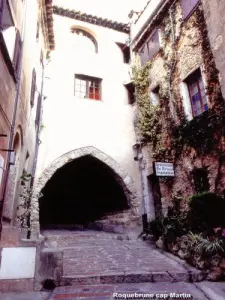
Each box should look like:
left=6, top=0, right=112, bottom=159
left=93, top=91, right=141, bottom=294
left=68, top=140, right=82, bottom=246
left=39, top=155, right=129, bottom=227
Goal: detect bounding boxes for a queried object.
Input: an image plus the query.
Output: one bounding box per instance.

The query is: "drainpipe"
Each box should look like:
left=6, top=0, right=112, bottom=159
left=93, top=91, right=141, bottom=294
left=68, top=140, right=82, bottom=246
left=30, top=58, right=47, bottom=189
left=168, top=0, right=177, bottom=120
left=0, top=0, right=28, bottom=234
left=134, top=127, right=149, bottom=232
left=27, top=57, right=48, bottom=239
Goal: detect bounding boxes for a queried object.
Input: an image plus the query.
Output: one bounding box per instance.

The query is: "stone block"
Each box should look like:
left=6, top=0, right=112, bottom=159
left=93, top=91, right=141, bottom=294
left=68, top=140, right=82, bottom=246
left=70, top=276, right=100, bottom=285
left=0, top=247, right=36, bottom=280
left=100, top=273, right=124, bottom=284
left=0, top=279, right=34, bottom=292
left=36, top=249, right=63, bottom=289
left=168, top=271, right=190, bottom=282
left=0, top=226, right=21, bottom=247
left=124, top=272, right=153, bottom=283
left=152, top=272, right=174, bottom=283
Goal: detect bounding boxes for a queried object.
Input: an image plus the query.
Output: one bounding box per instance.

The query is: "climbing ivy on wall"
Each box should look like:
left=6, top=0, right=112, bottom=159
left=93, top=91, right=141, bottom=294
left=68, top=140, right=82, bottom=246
left=132, top=62, right=172, bottom=161
left=132, top=62, right=160, bottom=142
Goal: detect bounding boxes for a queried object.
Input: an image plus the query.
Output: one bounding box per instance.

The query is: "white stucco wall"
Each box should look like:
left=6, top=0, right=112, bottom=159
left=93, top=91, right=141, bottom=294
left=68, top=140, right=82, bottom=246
left=36, top=14, right=141, bottom=195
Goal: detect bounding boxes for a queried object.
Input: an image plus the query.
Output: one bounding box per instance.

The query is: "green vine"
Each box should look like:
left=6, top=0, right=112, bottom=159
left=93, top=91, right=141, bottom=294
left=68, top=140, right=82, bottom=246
left=132, top=62, right=164, bottom=152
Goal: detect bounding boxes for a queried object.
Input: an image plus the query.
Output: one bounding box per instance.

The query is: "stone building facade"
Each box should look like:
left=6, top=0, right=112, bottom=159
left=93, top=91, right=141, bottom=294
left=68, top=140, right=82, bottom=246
left=202, top=0, right=225, bottom=99
left=130, top=0, right=225, bottom=218
left=31, top=1, right=142, bottom=235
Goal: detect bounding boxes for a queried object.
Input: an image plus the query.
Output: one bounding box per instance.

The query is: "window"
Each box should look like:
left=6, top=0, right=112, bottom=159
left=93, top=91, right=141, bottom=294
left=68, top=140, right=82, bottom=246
left=0, top=0, right=21, bottom=76
left=147, top=30, right=160, bottom=60
left=30, top=69, right=36, bottom=107
left=35, top=94, right=42, bottom=128
left=125, top=82, right=135, bottom=104
left=23, top=152, right=30, bottom=174
left=116, top=43, right=130, bottom=64
left=139, top=43, right=149, bottom=66
left=13, top=30, right=22, bottom=75
left=71, top=28, right=98, bottom=53
left=74, top=75, right=101, bottom=100
left=36, top=20, right=39, bottom=42
left=139, top=30, right=160, bottom=66
left=192, top=168, right=209, bottom=193
left=186, top=69, right=207, bottom=117
left=181, top=0, right=199, bottom=19
left=1, top=0, right=16, bottom=59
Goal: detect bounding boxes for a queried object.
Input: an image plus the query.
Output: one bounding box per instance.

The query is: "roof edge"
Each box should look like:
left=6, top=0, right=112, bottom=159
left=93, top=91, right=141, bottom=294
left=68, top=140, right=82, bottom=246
left=44, top=0, right=55, bottom=50
left=53, top=6, right=130, bottom=34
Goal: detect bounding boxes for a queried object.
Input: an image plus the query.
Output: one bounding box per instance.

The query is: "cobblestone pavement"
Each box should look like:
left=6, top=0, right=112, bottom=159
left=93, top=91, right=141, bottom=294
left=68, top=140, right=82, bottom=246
left=43, top=230, right=201, bottom=285
left=1, top=282, right=225, bottom=300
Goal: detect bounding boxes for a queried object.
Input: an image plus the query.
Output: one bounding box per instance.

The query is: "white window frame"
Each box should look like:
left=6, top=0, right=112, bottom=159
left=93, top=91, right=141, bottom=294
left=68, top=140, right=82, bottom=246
left=180, top=66, right=208, bottom=121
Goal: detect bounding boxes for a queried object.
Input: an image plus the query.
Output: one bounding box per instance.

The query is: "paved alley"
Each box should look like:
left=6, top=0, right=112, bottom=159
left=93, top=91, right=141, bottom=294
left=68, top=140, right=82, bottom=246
left=42, top=230, right=201, bottom=285
left=1, top=230, right=225, bottom=299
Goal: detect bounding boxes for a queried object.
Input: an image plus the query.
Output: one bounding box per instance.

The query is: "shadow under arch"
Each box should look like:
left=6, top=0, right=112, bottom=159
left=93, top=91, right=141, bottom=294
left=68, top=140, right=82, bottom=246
left=31, top=147, right=139, bottom=233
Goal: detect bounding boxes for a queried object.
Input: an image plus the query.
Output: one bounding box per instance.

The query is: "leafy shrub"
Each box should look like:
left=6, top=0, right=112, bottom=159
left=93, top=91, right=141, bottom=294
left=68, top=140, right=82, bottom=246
left=200, top=238, right=224, bottom=257
left=188, top=232, right=225, bottom=257
left=149, top=218, right=164, bottom=240
left=188, top=192, right=225, bottom=230
left=149, top=211, right=191, bottom=243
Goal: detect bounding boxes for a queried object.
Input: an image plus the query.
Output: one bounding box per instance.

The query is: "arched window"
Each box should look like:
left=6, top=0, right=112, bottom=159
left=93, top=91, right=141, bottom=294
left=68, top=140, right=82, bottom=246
left=71, top=28, right=98, bottom=54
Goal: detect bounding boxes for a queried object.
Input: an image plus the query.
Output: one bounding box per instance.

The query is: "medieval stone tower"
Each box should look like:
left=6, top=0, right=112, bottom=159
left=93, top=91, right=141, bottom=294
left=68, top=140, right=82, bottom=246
left=32, top=1, right=142, bottom=234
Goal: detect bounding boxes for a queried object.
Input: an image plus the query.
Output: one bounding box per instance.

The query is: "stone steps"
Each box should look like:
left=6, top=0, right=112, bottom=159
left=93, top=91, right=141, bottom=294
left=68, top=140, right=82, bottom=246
left=41, top=230, right=204, bottom=287
left=60, top=270, right=202, bottom=286
left=42, top=230, right=140, bottom=249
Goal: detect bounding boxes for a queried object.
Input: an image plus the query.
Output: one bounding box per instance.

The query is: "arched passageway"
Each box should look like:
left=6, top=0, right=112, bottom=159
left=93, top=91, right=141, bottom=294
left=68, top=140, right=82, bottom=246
left=39, top=155, right=129, bottom=228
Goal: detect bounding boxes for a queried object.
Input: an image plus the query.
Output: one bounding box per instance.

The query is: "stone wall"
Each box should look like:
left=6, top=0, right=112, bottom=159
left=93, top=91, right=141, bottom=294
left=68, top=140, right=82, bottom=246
left=131, top=0, right=225, bottom=215
left=202, top=0, right=225, bottom=99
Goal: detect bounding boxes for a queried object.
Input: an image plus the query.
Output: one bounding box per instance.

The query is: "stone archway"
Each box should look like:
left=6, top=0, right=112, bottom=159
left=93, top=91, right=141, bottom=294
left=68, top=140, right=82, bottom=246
left=31, top=147, right=140, bottom=235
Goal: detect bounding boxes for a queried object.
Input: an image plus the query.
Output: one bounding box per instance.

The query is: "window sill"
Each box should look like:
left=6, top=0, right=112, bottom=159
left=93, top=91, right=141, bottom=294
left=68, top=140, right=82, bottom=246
left=75, top=97, right=102, bottom=102
left=183, top=110, right=209, bottom=129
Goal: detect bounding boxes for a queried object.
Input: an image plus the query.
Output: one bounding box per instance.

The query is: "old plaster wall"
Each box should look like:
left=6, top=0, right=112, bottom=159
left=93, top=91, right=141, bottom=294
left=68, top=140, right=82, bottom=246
left=0, top=49, right=16, bottom=198
left=35, top=13, right=142, bottom=231
left=1, top=1, right=48, bottom=244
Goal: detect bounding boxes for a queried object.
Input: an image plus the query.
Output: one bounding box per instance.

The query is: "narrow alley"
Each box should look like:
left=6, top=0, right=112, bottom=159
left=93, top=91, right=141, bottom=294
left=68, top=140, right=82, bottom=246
left=1, top=0, right=225, bottom=299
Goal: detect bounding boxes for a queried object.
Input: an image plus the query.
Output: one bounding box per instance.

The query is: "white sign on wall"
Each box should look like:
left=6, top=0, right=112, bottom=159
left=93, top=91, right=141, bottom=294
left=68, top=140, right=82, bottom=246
left=155, top=162, right=174, bottom=177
